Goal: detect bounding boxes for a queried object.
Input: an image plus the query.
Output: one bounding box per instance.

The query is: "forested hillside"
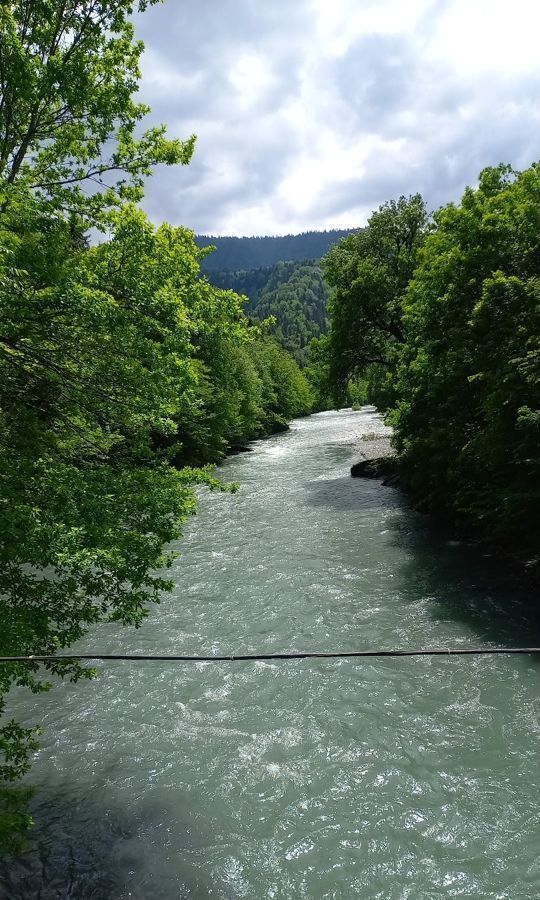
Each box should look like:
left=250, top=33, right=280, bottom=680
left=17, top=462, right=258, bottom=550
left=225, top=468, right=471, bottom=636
left=211, top=261, right=329, bottom=364
left=208, top=265, right=278, bottom=307
left=322, top=167, right=540, bottom=557
left=197, top=230, right=355, bottom=272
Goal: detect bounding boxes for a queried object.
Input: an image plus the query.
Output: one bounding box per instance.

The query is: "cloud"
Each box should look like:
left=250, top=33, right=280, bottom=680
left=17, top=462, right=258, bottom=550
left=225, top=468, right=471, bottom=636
left=133, top=0, right=540, bottom=235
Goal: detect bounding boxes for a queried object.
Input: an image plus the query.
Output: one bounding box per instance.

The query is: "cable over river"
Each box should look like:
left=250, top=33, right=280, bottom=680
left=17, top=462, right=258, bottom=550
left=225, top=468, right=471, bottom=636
left=2, top=408, right=540, bottom=899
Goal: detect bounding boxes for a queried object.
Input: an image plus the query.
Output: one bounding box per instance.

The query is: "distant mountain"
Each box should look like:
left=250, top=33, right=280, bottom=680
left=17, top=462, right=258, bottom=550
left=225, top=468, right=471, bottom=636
left=197, top=229, right=357, bottom=272
left=211, top=260, right=329, bottom=365
left=199, top=230, right=358, bottom=365
left=208, top=266, right=276, bottom=309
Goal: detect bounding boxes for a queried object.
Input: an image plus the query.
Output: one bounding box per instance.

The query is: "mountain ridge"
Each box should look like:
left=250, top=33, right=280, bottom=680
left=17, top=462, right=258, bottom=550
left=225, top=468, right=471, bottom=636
left=197, top=228, right=357, bottom=272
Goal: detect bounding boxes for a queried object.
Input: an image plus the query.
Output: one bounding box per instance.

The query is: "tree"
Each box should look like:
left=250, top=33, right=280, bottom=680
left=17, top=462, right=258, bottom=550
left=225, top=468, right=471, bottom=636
left=0, top=203, right=233, bottom=850
left=0, top=1, right=318, bottom=851
left=392, top=164, right=540, bottom=549
left=250, top=262, right=329, bottom=364
left=0, top=7, right=320, bottom=850
left=323, top=195, right=429, bottom=404
left=209, top=260, right=330, bottom=365
left=0, top=0, right=193, bottom=850
left=250, top=338, right=313, bottom=430
left=0, top=1, right=194, bottom=223
left=305, top=335, right=334, bottom=411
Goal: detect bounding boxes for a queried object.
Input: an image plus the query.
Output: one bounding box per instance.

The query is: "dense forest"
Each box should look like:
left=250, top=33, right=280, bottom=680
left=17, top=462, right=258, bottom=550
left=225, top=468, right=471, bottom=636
left=197, top=230, right=355, bottom=272
left=322, top=170, right=540, bottom=556
left=211, top=261, right=330, bottom=365
left=0, top=0, right=313, bottom=850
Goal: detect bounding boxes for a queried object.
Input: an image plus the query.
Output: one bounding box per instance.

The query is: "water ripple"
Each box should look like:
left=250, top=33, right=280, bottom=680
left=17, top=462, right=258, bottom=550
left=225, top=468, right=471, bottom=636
left=2, top=409, right=540, bottom=899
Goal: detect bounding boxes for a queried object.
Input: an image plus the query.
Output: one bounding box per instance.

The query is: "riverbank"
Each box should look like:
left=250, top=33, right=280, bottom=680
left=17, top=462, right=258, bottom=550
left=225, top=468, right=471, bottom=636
left=352, top=406, right=394, bottom=462
left=349, top=407, right=397, bottom=479
left=350, top=410, right=540, bottom=582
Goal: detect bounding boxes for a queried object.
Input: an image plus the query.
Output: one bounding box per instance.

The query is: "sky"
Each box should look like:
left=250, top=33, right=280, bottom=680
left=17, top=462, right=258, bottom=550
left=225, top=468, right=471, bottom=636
left=134, top=0, right=540, bottom=236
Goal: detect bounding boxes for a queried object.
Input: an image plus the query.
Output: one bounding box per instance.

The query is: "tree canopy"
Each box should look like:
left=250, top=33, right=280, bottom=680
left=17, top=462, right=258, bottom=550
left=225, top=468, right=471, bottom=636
left=209, top=260, right=330, bottom=365
left=324, top=164, right=540, bottom=555
left=323, top=195, right=429, bottom=403
left=392, top=164, right=540, bottom=549
left=0, top=0, right=194, bottom=223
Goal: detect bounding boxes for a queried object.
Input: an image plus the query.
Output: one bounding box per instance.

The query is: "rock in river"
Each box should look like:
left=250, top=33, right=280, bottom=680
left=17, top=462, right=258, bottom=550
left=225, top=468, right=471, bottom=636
left=350, top=457, right=396, bottom=479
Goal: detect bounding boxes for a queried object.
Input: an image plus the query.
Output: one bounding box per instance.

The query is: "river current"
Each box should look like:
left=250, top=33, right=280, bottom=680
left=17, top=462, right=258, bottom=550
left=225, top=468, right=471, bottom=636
left=2, top=408, right=540, bottom=899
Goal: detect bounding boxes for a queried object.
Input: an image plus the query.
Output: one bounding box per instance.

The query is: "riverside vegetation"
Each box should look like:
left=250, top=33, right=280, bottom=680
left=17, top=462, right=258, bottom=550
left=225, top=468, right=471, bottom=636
left=321, top=172, right=540, bottom=558
left=0, top=0, right=312, bottom=849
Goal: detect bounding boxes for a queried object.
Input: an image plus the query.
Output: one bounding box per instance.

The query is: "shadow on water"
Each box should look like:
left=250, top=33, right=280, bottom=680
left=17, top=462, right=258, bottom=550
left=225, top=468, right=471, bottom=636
left=306, top=469, right=540, bottom=654
left=388, top=511, right=540, bottom=655
left=0, top=787, right=227, bottom=900
left=306, top=475, right=402, bottom=512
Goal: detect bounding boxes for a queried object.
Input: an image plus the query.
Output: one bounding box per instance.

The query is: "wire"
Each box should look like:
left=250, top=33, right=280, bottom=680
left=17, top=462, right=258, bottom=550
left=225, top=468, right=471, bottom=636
left=1, top=648, right=540, bottom=663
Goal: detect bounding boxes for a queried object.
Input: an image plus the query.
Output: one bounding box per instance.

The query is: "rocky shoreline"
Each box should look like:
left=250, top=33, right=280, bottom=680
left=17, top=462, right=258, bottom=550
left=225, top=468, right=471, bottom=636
left=351, top=417, right=397, bottom=481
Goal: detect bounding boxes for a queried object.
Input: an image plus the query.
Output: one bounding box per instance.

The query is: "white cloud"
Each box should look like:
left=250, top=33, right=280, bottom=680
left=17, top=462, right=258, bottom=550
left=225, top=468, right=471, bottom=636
left=311, top=0, right=435, bottom=56
left=135, top=0, right=540, bottom=235
left=228, top=53, right=279, bottom=111
left=429, top=0, right=540, bottom=76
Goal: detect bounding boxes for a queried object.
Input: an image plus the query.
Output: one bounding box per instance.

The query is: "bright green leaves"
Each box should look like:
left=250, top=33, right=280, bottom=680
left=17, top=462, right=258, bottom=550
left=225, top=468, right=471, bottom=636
left=0, top=0, right=317, bottom=853
left=0, top=198, right=245, bottom=847
left=0, top=196, right=314, bottom=851
left=0, top=206, right=208, bottom=674
left=0, top=1, right=193, bottom=224
left=324, top=163, right=540, bottom=550
left=174, top=332, right=314, bottom=467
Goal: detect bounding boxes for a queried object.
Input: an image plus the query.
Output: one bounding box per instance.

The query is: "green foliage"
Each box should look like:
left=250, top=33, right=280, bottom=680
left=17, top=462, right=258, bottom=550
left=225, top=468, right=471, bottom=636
left=249, top=337, right=314, bottom=431
left=198, top=230, right=355, bottom=272
left=0, top=196, right=314, bottom=846
left=304, top=335, right=334, bottom=411
left=324, top=165, right=540, bottom=552
left=346, top=377, right=369, bottom=409
left=0, top=202, right=232, bottom=844
left=209, top=265, right=277, bottom=307
left=392, top=164, right=540, bottom=549
left=0, top=785, right=35, bottom=855
left=0, top=0, right=315, bottom=851
left=252, top=262, right=329, bottom=364
left=363, top=364, right=395, bottom=410
left=0, top=0, right=194, bottom=224
left=173, top=333, right=314, bottom=465
left=323, top=195, right=429, bottom=405
left=304, top=339, right=382, bottom=412
left=209, top=260, right=330, bottom=365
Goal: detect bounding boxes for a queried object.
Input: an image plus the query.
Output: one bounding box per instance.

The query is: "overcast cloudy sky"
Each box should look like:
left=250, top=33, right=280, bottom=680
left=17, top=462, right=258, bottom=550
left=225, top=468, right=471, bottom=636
left=133, top=0, right=540, bottom=236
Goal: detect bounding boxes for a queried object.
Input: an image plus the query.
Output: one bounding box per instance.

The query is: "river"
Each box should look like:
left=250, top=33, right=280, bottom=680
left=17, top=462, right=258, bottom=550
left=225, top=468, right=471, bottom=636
left=2, top=408, right=540, bottom=899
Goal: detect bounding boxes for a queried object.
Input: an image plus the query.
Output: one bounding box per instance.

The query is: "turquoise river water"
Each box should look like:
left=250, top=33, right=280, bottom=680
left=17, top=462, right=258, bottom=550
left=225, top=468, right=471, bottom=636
left=2, top=408, right=540, bottom=899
